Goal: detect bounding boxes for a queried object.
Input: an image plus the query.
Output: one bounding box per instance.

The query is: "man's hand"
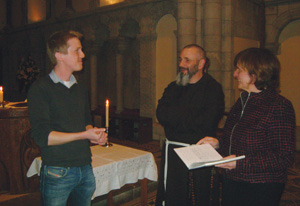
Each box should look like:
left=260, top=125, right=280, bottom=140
left=196, top=136, right=219, bottom=149
left=85, top=128, right=107, bottom=145
left=215, top=155, right=237, bottom=170
left=48, top=126, right=108, bottom=146
left=97, top=128, right=108, bottom=145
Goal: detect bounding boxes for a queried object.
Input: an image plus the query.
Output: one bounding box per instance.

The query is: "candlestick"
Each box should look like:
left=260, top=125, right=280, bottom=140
left=103, top=99, right=112, bottom=147
left=105, top=99, right=109, bottom=128
left=0, top=86, right=3, bottom=103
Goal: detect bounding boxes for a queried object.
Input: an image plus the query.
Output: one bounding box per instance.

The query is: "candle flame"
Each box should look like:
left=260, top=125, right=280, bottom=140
left=106, top=99, right=109, bottom=106
left=0, top=86, right=2, bottom=91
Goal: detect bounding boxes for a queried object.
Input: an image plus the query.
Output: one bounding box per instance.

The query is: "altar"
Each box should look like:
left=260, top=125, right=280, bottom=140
left=0, top=105, right=39, bottom=194
left=27, top=143, right=158, bottom=205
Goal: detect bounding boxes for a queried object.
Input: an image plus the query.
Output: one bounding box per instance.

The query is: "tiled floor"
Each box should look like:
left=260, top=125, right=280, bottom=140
left=0, top=191, right=40, bottom=206
left=120, top=190, right=157, bottom=206
left=1, top=141, right=300, bottom=206
left=0, top=192, right=28, bottom=203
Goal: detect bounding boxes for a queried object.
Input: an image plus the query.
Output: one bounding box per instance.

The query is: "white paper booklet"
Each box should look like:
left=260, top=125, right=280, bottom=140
left=174, top=144, right=245, bottom=170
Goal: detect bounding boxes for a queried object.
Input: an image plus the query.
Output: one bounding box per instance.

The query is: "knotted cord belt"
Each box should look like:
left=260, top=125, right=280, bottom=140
left=163, top=139, right=191, bottom=205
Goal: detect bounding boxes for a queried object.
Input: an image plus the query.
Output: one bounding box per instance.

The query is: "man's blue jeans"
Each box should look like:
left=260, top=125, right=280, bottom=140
left=40, top=164, right=96, bottom=206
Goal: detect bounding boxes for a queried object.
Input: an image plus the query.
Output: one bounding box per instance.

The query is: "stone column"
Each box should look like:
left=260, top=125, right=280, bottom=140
left=4, top=0, right=12, bottom=29
left=64, top=0, right=75, bottom=15
left=90, top=54, right=97, bottom=110
left=66, top=0, right=73, bottom=8
left=177, top=0, right=196, bottom=51
left=21, top=0, right=28, bottom=25
left=46, top=0, right=53, bottom=19
left=264, top=4, right=280, bottom=54
left=222, top=0, right=235, bottom=111
left=196, top=0, right=203, bottom=45
left=138, top=32, right=157, bottom=118
left=89, top=43, right=100, bottom=111
left=115, top=37, right=129, bottom=114
left=203, top=0, right=222, bottom=82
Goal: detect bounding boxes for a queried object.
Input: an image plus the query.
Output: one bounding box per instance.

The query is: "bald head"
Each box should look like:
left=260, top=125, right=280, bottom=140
left=177, top=44, right=209, bottom=85
left=182, top=44, right=205, bottom=60
left=181, top=44, right=210, bottom=73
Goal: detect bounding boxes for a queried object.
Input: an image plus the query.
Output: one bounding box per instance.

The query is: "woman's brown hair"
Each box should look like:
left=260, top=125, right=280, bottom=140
left=234, top=47, right=280, bottom=90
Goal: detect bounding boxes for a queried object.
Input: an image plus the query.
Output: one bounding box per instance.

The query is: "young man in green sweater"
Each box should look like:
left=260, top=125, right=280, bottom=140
left=28, top=30, right=107, bottom=206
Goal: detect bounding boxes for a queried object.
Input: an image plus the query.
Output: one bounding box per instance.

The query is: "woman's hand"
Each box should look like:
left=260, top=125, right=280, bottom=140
left=215, top=155, right=237, bottom=170
left=196, top=136, right=219, bottom=149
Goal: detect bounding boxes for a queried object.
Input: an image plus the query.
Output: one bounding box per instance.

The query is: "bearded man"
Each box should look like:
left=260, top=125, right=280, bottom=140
left=155, top=44, right=225, bottom=206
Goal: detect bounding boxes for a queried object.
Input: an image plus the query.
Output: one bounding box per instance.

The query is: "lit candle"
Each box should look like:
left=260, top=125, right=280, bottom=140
left=105, top=99, right=109, bottom=128
left=0, top=86, right=3, bottom=102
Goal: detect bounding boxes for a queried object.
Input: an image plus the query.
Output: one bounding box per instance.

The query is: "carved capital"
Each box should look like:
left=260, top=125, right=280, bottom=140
left=264, top=42, right=280, bottom=55
left=137, top=33, right=157, bottom=43
left=117, top=37, right=130, bottom=53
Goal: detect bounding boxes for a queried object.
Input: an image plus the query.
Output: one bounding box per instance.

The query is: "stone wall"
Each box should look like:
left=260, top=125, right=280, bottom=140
left=265, top=1, right=300, bottom=53
left=1, top=0, right=300, bottom=142
left=0, top=0, right=177, bottom=118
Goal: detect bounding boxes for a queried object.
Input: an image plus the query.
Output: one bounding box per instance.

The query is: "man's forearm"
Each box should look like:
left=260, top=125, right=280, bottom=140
left=48, top=131, right=87, bottom=145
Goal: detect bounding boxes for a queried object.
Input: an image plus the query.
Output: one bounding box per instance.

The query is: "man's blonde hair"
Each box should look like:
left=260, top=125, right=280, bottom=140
left=47, top=30, right=83, bottom=65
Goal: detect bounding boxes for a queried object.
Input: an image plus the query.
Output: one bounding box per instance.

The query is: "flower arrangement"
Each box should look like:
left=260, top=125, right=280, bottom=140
left=17, top=55, right=40, bottom=92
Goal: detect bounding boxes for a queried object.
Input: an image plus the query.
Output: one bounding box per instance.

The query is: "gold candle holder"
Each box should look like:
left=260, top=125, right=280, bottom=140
left=102, top=127, right=113, bottom=147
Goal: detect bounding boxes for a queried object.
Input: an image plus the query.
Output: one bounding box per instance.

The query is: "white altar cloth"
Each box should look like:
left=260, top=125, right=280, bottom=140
left=27, top=144, right=158, bottom=199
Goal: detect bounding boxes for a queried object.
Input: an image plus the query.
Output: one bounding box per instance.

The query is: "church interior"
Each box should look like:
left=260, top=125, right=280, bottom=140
left=0, top=0, right=300, bottom=205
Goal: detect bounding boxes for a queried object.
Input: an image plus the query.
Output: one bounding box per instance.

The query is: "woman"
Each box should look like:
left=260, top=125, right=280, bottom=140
left=198, top=47, right=295, bottom=206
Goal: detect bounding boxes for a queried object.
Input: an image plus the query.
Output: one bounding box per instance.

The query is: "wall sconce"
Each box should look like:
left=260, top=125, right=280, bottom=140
left=99, top=0, right=124, bottom=7
left=27, top=0, right=46, bottom=23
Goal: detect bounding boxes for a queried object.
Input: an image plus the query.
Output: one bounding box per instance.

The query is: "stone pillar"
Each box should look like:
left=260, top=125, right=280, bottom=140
left=115, top=53, right=123, bottom=114
left=4, top=0, right=12, bottom=29
left=66, top=0, right=74, bottom=10
left=46, top=0, right=53, bottom=19
left=196, top=0, right=203, bottom=45
left=138, top=33, right=157, bottom=118
left=64, top=0, right=75, bottom=15
left=21, top=0, right=28, bottom=25
left=115, top=37, right=129, bottom=114
left=90, top=54, right=97, bottom=110
left=177, top=0, right=196, bottom=51
left=222, top=0, right=235, bottom=111
left=203, top=0, right=222, bottom=82
left=264, top=5, right=280, bottom=54
left=89, top=41, right=100, bottom=111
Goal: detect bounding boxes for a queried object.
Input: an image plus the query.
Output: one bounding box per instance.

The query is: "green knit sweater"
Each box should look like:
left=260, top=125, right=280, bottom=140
left=28, top=75, right=93, bottom=167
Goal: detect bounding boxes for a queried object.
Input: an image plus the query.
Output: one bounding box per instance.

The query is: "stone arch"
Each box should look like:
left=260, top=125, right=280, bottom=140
left=155, top=14, right=177, bottom=109
left=118, top=19, right=141, bottom=110
left=266, top=8, right=300, bottom=54
left=119, top=19, right=140, bottom=38
left=137, top=3, right=176, bottom=37
left=278, top=19, right=300, bottom=53
left=277, top=22, right=300, bottom=126
left=153, top=12, right=176, bottom=34
left=278, top=19, right=300, bottom=43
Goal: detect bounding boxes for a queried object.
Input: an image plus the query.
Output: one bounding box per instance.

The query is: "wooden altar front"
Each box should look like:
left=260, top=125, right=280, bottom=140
left=0, top=106, right=40, bottom=194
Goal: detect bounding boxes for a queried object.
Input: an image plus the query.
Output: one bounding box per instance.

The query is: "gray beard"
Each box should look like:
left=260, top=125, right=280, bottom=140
left=176, top=72, right=190, bottom=86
